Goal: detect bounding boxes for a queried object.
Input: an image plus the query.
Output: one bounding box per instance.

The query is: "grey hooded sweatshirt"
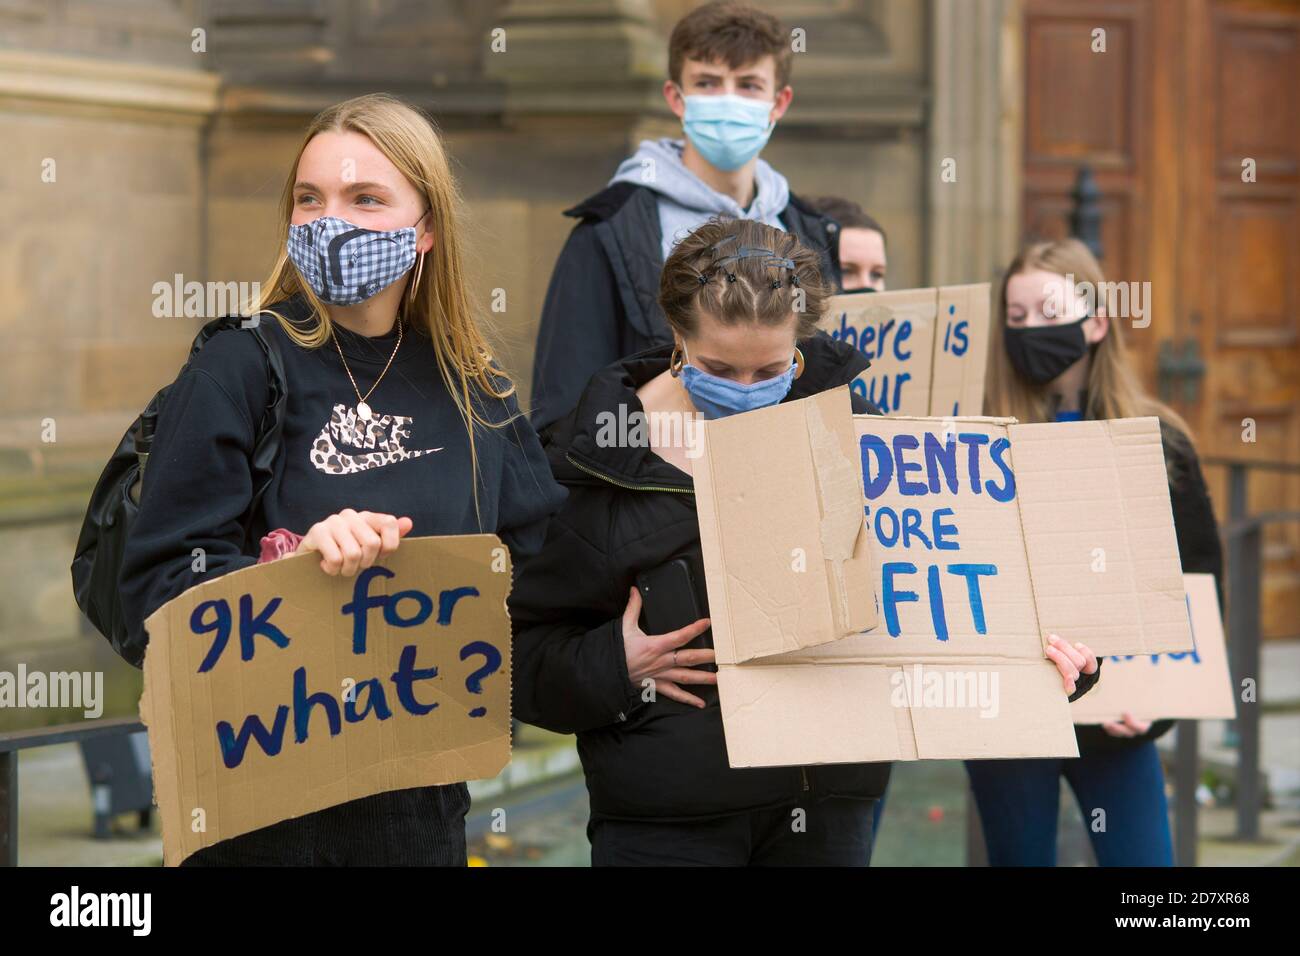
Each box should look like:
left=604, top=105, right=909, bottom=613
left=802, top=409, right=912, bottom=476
left=608, top=138, right=791, bottom=260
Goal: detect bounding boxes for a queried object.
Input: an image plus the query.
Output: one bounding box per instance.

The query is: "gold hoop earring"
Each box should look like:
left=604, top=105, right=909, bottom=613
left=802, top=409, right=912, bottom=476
left=669, top=345, right=685, bottom=377
left=793, top=347, right=805, bottom=379
left=407, top=252, right=426, bottom=307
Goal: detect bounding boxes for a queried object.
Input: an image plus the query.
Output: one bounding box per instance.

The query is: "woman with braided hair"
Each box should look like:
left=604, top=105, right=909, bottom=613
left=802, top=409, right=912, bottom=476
left=510, top=217, right=890, bottom=865
left=512, top=217, right=1098, bottom=865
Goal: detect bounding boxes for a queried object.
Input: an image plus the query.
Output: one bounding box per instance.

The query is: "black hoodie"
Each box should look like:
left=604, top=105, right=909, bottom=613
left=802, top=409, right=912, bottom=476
left=120, top=294, right=566, bottom=645
left=509, top=334, right=892, bottom=821
left=116, top=295, right=567, bottom=855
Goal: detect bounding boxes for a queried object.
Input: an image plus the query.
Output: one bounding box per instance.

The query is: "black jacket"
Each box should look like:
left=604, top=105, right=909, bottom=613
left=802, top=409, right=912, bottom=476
left=120, top=295, right=565, bottom=641
left=528, top=182, right=844, bottom=431
left=1075, top=420, right=1224, bottom=754
left=510, top=334, right=890, bottom=822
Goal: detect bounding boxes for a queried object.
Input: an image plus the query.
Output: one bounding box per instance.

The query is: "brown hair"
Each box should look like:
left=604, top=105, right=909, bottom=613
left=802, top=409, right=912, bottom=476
left=668, top=2, right=792, bottom=90
left=987, top=237, right=1196, bottom=477
left=247, top=93, right=513, bottom=517
left=659, top=217, right=826, bottom=339
left=804, top=195, right=887, bottom=247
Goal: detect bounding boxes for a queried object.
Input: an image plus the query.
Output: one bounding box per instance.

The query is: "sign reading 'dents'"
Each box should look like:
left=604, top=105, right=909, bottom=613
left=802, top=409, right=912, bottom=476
left=140, top=534, right=511, bottom=865
left=818, top=284, right=991, bottom=416
left=706, top=403, right=1195, bottom=766
left=845, top=416, right=1194, bottom=661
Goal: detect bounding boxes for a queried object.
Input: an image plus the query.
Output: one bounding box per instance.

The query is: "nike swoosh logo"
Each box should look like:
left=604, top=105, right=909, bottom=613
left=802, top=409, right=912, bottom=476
left=310, top=403, right=443, bottom=475
left=311, top=425, right=443, bottom=474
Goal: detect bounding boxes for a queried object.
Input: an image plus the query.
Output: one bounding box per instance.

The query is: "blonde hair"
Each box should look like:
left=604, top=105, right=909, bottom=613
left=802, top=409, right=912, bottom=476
left=986, top=238, right=1196, bottom=479
left=247, top=93, right=513, bottom=517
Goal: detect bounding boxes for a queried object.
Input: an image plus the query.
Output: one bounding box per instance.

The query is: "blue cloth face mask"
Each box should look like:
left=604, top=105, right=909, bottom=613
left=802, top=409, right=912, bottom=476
left=678, top=345, right=798, bottom=419
left=286, top=214, right=420, bottom=306
left=680, top=93, right=776, bottom=172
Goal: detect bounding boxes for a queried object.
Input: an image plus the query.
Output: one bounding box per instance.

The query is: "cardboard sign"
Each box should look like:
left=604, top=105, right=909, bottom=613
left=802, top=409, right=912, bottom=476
left=1072, top=573, right=1237, bottom=724
left=140, top=534, right=512, bottom=865
left=710, top=409, right=1195, bottom=766
left=820, top=284, right=991, bottom=417
left=695, top=386, right=877, bottom=663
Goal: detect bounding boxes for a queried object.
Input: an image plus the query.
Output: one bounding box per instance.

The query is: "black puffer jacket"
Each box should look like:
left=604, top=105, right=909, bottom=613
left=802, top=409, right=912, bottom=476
left=510, top=334, right=891, bottom=821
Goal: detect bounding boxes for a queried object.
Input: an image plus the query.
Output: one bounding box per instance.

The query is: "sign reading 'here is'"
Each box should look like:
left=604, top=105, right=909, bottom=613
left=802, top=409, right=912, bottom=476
left=819, top=284, right=991, bottom=417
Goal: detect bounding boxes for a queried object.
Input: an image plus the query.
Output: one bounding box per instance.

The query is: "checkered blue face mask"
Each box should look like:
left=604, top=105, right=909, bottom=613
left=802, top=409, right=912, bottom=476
left=286, top=215, right=419, bottom=306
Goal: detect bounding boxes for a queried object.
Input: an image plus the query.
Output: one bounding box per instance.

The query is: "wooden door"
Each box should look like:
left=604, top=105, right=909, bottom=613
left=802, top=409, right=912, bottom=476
left=1022, top=0, right=1300, bottom=639
left=1185, top=0, right=1300, bottom=640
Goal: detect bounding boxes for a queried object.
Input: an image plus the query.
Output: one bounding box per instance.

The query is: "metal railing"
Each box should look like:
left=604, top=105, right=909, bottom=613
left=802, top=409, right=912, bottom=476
left=1204, top=455, right=1300, bottom=849
left=0, top=716, right=145, bottom=866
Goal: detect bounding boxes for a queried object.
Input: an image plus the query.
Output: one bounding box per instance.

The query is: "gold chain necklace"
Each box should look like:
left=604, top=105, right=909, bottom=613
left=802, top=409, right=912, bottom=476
left=332, top=321, right=403, bottom=421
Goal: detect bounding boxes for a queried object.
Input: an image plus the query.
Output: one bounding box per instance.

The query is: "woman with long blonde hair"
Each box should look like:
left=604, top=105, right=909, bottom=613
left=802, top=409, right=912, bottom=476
left=120, top=93, right=565, bottom=865
left=969, top=238, right=1223, bottom=866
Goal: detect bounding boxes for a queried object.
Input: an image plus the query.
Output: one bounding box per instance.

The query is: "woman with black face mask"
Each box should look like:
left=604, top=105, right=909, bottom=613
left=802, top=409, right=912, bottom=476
left=970, top=238, right=1223, bottom=866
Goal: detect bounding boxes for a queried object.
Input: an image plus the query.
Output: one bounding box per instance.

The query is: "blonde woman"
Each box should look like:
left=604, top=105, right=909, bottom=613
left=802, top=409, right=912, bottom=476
left=968, top=238, right=1223, bottom=866
left=120, top=94, right=565, bottom=865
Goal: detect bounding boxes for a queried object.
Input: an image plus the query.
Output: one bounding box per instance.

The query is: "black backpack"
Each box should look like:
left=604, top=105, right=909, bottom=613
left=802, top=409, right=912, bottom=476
left=71, top=315, right=289, bottom=667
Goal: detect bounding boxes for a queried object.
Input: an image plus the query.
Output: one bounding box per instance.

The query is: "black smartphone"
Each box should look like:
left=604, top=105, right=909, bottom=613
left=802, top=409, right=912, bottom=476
left=635, top=556, right=714, bottom=662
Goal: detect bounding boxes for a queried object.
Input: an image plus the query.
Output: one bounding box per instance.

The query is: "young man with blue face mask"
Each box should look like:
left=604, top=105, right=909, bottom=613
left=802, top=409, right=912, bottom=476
left=529, top=1, right=845, bottom=432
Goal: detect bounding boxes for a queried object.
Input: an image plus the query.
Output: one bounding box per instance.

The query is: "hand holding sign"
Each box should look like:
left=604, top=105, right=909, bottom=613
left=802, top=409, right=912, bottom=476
left=1101, top=712, right=1152, bottom=737
left=294, top=508, right=413, bottom=575
left=1044, top=634, right=1098, bottom=696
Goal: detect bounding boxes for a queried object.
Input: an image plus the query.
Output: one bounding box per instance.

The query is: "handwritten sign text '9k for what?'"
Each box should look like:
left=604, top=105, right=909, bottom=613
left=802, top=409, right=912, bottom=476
left=140, top=534, right=511, bottom=865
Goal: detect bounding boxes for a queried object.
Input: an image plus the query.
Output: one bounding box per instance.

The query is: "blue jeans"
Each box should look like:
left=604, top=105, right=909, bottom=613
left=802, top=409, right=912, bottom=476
left=965, top=741, right=1173, bottom=866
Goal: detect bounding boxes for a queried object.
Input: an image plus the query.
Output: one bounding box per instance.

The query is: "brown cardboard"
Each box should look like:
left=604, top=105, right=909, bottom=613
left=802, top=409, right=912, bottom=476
left=719, top=660, right=1073, bottom=763
left=708, top=412, right=1194, bottom=766
left=139, top=534, right=512, bottom=865
left=694, top=386, right=877, bottom=664
left=1071, top=573, right=1237, bottom=723
left=819, top=283, right=991, bottom=416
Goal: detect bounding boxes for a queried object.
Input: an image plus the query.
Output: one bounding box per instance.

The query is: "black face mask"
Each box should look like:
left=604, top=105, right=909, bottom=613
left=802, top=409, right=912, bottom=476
left=1003, top=320, right=1089, bottom=384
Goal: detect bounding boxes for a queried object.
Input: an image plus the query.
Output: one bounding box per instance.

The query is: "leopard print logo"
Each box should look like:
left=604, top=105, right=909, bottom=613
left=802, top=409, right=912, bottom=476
left=310, top=403, right=443, bottom=475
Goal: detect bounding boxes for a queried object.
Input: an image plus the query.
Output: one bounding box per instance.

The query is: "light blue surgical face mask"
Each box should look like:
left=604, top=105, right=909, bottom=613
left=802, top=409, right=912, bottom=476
left=677, top=345, right=798, bottom=419
left=680, top=92, right=776, bottom=172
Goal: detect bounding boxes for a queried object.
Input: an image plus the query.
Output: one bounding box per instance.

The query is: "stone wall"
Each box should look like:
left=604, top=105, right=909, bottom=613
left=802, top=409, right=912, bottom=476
left=0, top=0, right=1020, bottom=728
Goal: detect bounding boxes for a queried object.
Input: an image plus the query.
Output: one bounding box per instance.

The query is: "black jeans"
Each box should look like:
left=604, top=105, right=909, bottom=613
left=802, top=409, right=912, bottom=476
left=589, top=795, right=876, bottom=866
left=180, top=784, right=470, bottom=866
